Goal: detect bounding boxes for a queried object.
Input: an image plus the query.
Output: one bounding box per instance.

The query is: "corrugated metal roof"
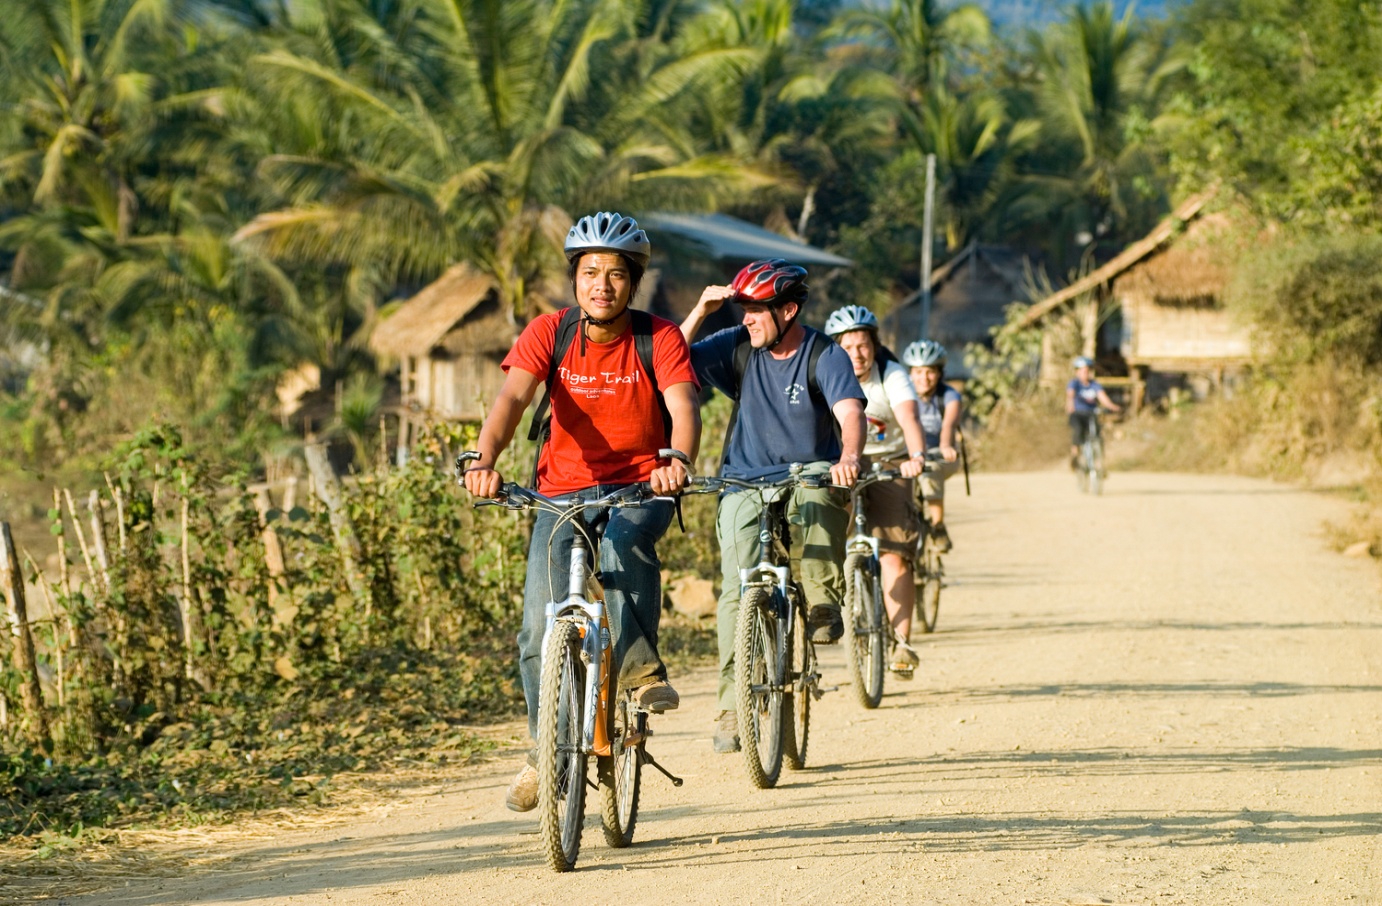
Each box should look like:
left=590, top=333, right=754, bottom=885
left=640, top=212, right=853, bottom=268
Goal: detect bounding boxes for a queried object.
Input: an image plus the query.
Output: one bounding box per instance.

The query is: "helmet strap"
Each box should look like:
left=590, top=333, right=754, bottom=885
left=578, top=307, right=629, bottom=355
left=764, top=302, right=800, bottom=351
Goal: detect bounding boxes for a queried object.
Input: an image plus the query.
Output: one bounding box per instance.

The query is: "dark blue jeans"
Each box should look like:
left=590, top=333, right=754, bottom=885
left=517, top=487, right=674, bottom=742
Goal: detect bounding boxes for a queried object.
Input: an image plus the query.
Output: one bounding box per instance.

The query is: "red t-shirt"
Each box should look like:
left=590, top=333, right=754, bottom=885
left=504, top=311, right=699, bottom=494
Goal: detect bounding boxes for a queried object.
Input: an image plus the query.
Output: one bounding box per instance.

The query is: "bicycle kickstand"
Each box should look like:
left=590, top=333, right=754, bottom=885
left=640, top=749, right=684, bottom=787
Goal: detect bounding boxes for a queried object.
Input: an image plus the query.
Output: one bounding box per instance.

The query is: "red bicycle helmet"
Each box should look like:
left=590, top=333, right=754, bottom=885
left=730, top=259, right=809, bottom=307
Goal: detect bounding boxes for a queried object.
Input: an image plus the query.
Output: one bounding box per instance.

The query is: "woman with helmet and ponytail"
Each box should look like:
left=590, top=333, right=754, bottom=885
left=901, top=340, right=962, bottom=552
left=825, top=304, right=930, bottom=676
left=680, top=260, right=867, bottom=754
left=462, top=213, right=702, bottom=812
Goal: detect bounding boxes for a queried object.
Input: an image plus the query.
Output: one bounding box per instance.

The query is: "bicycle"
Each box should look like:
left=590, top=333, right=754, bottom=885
left=1075, top=412, right=1106, bottom=496
left=457, top=452, right=683, bottom=873
left=843, top=464, right=901, bottom=709
left=687, top=464, right=836, bottom=789
left=912, top=451, right=950, bottom=635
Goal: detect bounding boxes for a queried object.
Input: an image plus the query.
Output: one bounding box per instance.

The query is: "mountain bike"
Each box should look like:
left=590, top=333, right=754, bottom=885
left=458, top=453, right=683, bottom=873
left=912, top=452, right=949, bottom=635
left=1076, top=413, right=1106, bottom=496
left=843, top=464, right=901, bottom=709
left=688, top=464, right=836, bottom=789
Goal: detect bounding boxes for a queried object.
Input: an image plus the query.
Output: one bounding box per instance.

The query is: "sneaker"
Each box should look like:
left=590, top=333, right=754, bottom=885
left=1070, top=454, right=1080, bottom=471
left=713, top=710, right=740, bottom=753
left=807, top=605, right=844, bottom=644
left=632, top=679, right=680, bottom=712
left=931, top=523, right=953, bottom=553
left=889, top=642, right=919, bottom=678
left=504, top=763, right=538, bottom=812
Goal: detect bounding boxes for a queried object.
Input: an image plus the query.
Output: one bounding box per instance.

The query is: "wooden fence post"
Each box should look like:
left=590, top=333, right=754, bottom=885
left=303, top=444, right=370, bottom=613
left=88, top=490, right=112, bottom=593
left=251, top=485, right=289, bottom=616
left=1, top=522, right=51, bottom=748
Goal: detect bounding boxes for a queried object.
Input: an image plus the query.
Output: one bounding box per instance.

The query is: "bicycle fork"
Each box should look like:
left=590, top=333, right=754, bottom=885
left=538, top=540, right=611, bottom=757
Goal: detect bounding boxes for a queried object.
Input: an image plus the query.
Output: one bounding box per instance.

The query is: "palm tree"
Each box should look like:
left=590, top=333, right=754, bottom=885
left=231, top=0, right=770, bottom=321
left=834, top=0, right=992, bottom=105
left=1023, top=2, right=1180, bottom=249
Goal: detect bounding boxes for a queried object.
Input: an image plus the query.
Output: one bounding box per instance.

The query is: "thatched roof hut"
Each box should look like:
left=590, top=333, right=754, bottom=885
left=882, top=244, right=1047, bottom=374
left=1020, top=188, right=1255, bottom=404
left=369, top=263, right=518, bottom=421
left=1114, top=210, right=1252, bottom=371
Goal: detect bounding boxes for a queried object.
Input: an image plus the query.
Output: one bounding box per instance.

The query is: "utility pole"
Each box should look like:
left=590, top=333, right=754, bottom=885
left=918, top=153, right=937, bottom=343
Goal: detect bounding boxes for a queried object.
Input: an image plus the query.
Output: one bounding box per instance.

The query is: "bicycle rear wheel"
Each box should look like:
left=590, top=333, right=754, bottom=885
left=784, top=599, right=811, bottom=770
left=916, top=541, right=941, bottom=634
left=537, top=621, right=588, bottom=872
left=735, top=586, right=785, bottom=789
left=598, top=694, right=641, bottom=849
left=844, top=552, right=885, bottom=709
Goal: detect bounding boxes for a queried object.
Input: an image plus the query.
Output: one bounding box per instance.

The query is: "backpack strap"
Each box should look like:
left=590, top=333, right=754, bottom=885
left=526, top=307, right=582, bottom=484
left=628, top=309, right=672, bottom=439
left=719, top=327, right=753, bottom=472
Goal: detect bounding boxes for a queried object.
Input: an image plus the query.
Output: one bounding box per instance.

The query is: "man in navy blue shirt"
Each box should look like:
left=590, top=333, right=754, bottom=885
left=679, top=259, right=866, bottom=754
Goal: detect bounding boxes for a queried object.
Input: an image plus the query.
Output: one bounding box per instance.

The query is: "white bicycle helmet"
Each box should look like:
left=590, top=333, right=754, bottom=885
left=564, top=212, right=651, bottom=267
left=1073, top=355, right=1094, bottom=369
left=902, top=340, right=947, bottom=368
left=824, top=304, right=879, bottom=338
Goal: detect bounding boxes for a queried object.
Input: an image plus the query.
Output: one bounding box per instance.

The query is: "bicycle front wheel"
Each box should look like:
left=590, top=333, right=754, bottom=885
left=844, top=552, right=885, bottom=709
left=1089, top=439, right=1105, bottom=495
left=784, top=598, right=811, bottom=770
left=537, top=621, right=588, bottom=872
left=735, top=586, right=785, bottom=789
left=598, top=694, right=641, bottom=849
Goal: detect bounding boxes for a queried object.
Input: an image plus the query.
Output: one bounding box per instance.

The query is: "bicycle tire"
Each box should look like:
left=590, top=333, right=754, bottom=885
left=598, top=693, right=641, bottom=849
left=844, top=552, right=885, bottom=709
left=784, top=599, right=811, bottom=770
left=916, top=541, right=941, bottom=633
left=1090, top=438, right=1105, bottom=495
left=537, top=620, right=587, bottom=872
left=735, top=586, right=784, bottom=789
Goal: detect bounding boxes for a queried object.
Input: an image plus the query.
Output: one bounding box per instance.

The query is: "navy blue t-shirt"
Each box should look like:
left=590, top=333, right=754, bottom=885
left=691, top=326, right=865, bottom=481
left=1069, top=378, right=1104, bottom=414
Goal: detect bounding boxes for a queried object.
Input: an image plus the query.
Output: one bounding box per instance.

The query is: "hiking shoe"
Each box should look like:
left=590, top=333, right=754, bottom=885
left=890, top=642, right=919, bottom=678
left=807, top=605, right=844, bottom=644
left=713, top=710, right=740, bottom=753
left=632, top=679, right=680, bottom=712
left=505, top=763, right=538, bottom=812
left=931, top=523, right=953, bottom=553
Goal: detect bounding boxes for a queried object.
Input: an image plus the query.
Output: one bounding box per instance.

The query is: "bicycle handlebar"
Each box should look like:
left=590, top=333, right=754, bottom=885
left=473, top=481, right=672, bottom=514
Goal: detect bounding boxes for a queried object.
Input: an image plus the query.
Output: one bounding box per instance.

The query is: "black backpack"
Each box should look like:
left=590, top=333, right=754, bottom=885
left=526, top=306, right=670, bottom=485
left=720, top=326, right=831, bottom=471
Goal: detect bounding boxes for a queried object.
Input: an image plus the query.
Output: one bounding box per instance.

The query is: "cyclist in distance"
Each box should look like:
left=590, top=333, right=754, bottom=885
left=824, top=305, right=930, bottom=675
left=1067, top=355, right=1122, bottom=469
left=461, top=212, right=701, bottom=812
left=679, top=260, right=866, bottom=754
left=902, top=340, right=961, bottom=552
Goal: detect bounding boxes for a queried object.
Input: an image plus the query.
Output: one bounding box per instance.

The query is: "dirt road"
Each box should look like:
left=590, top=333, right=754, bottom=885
left=62, top=469, right=1382, bottom=905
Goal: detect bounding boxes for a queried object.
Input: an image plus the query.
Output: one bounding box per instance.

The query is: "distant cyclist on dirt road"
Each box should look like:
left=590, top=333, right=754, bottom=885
left=461, top=212, right=701, bottom=812
left=902, top=340, right=962, bottom=552
left=679, top=259, right=866, bottom=754
left=1067, top=356, right=1122, bottom=470
left=825, top=305, right=930, bottom=675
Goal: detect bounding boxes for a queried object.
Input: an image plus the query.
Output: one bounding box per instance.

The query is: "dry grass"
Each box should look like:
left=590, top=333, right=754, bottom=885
left=968, top=389, right=1071, bottom=472
left=0, top=740, right=523, bottom=903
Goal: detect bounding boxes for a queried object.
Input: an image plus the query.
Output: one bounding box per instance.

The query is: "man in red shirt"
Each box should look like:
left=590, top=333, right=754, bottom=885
left=462, top=212, right=701, bottom=812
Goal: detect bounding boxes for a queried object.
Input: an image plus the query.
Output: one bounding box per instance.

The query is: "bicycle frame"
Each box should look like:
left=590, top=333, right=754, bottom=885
left=538, top=530, right=618, bottom=758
